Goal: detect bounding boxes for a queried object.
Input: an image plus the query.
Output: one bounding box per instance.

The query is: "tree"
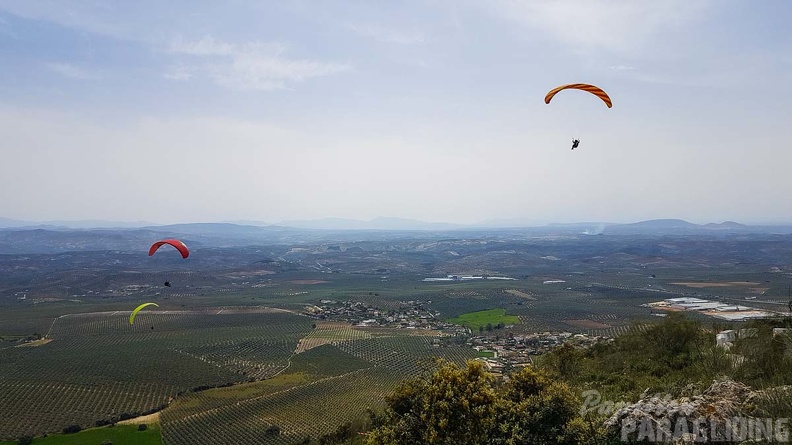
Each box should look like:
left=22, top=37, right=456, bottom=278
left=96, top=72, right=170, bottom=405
left=366, top=360, right=591, bottom=445
left=642, top=312, right=701, bottom=370
left=497, top=366, right=591, bottom=444
left=319, top=422, right=354, bottom=444
left=367, top=360, right=498, bottom=445
left=543, top=343, right=583, bottom=380
left=265, top=425, right=281, bottom=436
left=62, top=424, right=81, bottom=434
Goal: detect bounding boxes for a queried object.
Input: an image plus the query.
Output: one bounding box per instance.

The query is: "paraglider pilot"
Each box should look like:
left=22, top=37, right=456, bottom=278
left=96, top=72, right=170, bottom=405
left=571, top=139, right=580, bottom=150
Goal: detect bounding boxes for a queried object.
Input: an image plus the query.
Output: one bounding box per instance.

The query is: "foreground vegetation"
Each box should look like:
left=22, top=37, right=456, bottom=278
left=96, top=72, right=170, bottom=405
left=368, top=360, right=600, bottom=445
left=540, top=314, right=792, bottom=401
left=365, top=313, right=792, bottom=444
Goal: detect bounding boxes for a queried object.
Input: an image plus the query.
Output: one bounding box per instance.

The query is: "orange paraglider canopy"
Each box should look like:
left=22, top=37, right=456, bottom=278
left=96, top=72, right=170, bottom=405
left=148, top=239, right=189, bottom=259
left=544, top=83, right=612, bottom=108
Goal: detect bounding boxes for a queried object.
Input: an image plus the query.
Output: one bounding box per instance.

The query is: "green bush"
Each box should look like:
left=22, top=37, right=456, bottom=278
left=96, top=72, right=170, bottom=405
left=62, top=424, right=81, bottom=434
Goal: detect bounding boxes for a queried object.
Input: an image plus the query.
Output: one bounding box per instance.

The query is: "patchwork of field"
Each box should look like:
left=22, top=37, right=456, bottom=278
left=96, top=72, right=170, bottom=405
left=162, top=367, right=400, bottom=445
left=419, top=284, right=660, bottom=336
left=160, top=338, right=475, bottom=445
left=3, top=249, right=789, bottom=442
left=0, top=305, right=475, bottom=442
left=0, top=310, right=312, bottom=440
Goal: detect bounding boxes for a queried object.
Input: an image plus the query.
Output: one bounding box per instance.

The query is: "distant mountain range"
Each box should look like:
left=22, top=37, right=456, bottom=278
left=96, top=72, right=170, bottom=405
left=1, top=216, right=790, bottom=235
left=276, top=217, right=464, bottom=231
left=600, top=219, right=751, bottom=235
left=0, top=217, right=158, bottom=229
left=1, top=218, right=792, bottom=255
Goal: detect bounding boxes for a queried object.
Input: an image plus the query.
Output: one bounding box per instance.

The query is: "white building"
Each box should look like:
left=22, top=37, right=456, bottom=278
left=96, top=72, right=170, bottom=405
left=664, top=297, right=709, bottom=304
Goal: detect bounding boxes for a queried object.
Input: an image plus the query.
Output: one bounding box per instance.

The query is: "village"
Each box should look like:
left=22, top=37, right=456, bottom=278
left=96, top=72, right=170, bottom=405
left=466, top=330, right=606, bottom=374
left=303, top=298, right=468, bottom=333
left=303, top=298, right=606, bottom=374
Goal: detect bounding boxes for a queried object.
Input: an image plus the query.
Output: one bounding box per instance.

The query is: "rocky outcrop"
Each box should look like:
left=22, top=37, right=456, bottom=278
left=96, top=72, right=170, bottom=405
left=604, top=380, right=788, bottom=443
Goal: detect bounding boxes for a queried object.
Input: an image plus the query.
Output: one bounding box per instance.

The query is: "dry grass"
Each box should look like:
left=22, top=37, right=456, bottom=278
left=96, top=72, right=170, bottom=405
left=118, top=412, right=160, bottom=425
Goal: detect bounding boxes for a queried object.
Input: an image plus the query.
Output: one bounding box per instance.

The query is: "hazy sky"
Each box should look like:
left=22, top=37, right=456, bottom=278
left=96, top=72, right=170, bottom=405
left=1, top=1, right=791, bottom=225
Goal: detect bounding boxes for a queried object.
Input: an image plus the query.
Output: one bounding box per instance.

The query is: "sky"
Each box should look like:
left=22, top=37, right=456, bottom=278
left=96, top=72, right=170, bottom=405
left=1, top=0, right=791, bottom=226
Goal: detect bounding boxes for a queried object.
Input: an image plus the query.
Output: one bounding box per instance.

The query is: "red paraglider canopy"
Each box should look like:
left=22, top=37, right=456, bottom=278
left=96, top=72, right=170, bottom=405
left=148, top=239, right=189, bottom=259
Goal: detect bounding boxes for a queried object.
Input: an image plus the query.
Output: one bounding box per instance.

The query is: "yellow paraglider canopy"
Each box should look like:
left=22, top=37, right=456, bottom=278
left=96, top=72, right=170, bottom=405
left=129, top=302, right=159, bottom=325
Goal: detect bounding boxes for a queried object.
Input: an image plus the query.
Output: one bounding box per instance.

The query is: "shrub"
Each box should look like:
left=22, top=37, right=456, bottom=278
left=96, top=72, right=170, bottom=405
left=265, top=425, right=281, bottom=436
left=62, top=424, right=81, bottom=434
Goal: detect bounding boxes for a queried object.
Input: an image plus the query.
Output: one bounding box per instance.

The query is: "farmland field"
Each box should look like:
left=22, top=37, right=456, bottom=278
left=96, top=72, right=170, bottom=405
left=161, top=339, right=475, bottom=444
left=0, top=297, right=475, bottom=442
left=0, top=424, right=162, bottom=445
left=0, top=310, right=312, bottom=440
left=448, top=309, right=521, bottom=330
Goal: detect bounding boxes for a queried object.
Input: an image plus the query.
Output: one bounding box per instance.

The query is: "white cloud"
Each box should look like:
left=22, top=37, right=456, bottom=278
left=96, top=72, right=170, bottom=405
left=348, top=23, right=425, bottom=45
left=169, top=36, right=287, bottom=58
left=162, top=64, right=193, bottom=81
left=0, top=15, right=18, bottom=39
left=608, top=65, right=635, bottom=71
left=45, top=62, right=102, bottom=80
left=166, top=36, right=349, bottom=91
left=484, top=0, right=710, bottom=54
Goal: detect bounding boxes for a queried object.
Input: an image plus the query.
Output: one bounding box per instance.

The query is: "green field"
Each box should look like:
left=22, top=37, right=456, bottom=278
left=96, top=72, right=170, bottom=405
left=0, top=424, right=162, bottom=445
left=448, top=309, right=521, bottom=330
